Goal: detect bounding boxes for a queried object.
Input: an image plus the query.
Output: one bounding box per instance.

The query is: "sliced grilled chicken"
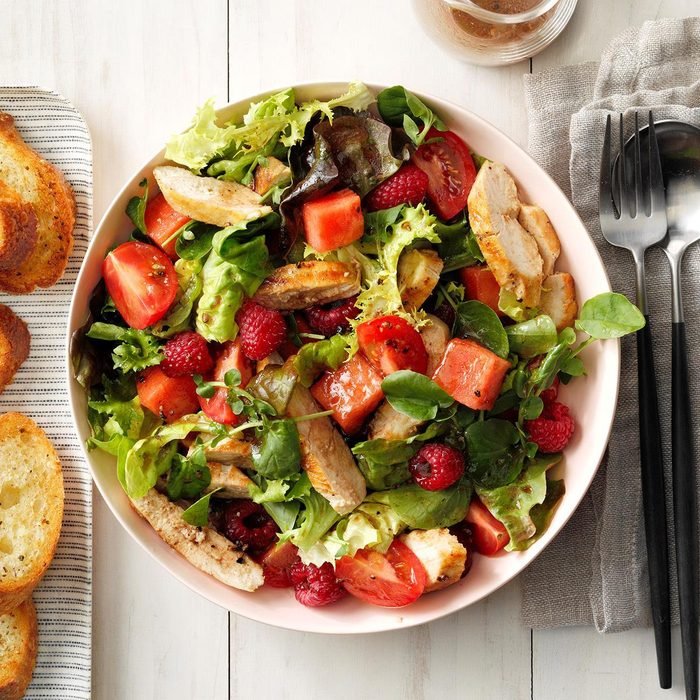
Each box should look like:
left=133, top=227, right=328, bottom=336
left=199, top=438, right=253, bottom=468
left=420, top=314, right=450, bottom=376
left=253, top=260, right=361, bottom=310
left=518, top=204, right=560, bottom=277
left=468, top=161, right=544, bottom=307
left=539, top=272, right=578, bottom=331
left=205, top=462, right=253, bottom=499
left=252, top=156, right=291, bottom=196
left=130, top=489, right=263, bottom=592
left=286, top=383, right=366, bottom=514
left=400, top=528, right=467, bottom=592
left=367, top=400, right=423, bottom=441
left=398, top=249, right=443, bottom=311
left=153, top=165, right=271, bottom=227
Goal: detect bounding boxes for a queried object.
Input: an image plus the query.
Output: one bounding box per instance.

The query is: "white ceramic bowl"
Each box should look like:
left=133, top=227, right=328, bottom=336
left=66, top=82, right=619, bottom=634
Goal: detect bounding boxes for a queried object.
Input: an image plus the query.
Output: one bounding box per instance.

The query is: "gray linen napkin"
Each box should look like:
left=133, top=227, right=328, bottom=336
left=521, top=16, right=700, bottom=632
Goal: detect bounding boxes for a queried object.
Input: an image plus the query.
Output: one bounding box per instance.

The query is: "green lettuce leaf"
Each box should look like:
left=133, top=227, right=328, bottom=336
left=151, top=258, right=204, bottom=338
left=166, top=445, right=211, bottom=500
left=293, top=335, right=349, bottom=387
left=376, top=85, right=446, bottom=146
left=86, top=322, right=163, bottom=373
left=475, top=454, right=561, bottom=551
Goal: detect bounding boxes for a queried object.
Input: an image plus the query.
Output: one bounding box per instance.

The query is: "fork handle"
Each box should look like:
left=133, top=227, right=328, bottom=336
left=638, top=315, right=672, bottom=689
left=672, top=321, right=699, bottom=700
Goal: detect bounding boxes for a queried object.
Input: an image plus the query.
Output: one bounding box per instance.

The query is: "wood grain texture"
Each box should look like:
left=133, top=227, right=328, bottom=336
left=0, top=2, right=229, bottom=698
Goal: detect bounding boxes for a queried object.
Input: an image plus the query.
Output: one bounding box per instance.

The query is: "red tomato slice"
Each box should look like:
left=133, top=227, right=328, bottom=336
left=198, top=339, right=254, bottom=425
left=465, top=499, right=510, bottom=555
left=336, top=540, right=427, bottom=607
left=144, top=192, right=190, bottom=259
left=102, top=241, right=178, bottom=330
left=412, top=128, right=477, bottom=220
left=356, top=315, right=429, bottom=375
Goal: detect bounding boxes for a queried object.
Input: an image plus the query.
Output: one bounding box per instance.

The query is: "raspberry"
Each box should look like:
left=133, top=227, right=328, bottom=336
left=237, top=299, right=287, bottom=361
left=305, top=295, right=359, bottom=337
left=539, top=377, right=560, bottom=405
left=289, top=561, right=346, bottom=607
left=221, top=500, right=278, bottom=554
left=408, top=443, right=465, bottom=491
left=365, top=164, right=429, bottom=212
left=525, top=400, right=575, bottom=453
left=161, top=331, right=213, bottom=377
left=432, top=301, right=456, bottom=329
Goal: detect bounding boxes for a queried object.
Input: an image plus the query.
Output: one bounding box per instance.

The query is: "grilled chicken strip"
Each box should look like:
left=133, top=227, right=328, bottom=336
left=130, top=489, right=263, bottom=592
left=468, top=162, right=544, bottom=307
left=154, top=165, right=271, bottom=227
left=199, top=438, right=253, bottom=468
left=400, top=528, right=467, bottom=592
left=517, top=204, right=560, bottom=278
left=286, top=383, right=366, bottom=514
left=398, top=249, right=444, bottom=311
left=539, top=272, right=578, bottom=331
left=205, top=462, right=253, bottom=499
left=253, top=260, right=361, bottom=310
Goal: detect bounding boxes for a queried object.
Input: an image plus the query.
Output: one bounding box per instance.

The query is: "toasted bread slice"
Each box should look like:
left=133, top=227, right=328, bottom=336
left=130, top=489, right=263, bottom=592
left=0, top=305, right=30, bottom=393
left=0, top=599, right=37, bottom=700
left=0, top=413, right=63, bottom=614
left=0, top=182, right=37, bottom=272
left=0, top=112, right=76, bottom=293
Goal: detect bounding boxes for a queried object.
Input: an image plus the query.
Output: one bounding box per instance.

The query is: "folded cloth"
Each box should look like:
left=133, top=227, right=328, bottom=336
left=521, top=16, right=700, bottom=632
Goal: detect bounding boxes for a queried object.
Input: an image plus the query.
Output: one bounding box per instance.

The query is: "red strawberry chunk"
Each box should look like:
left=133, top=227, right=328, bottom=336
left=365, top=164, right=429, bottom=212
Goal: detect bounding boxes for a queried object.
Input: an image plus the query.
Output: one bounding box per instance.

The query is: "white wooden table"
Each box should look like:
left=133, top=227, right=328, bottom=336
left=1, top=1, right=696, bottom=697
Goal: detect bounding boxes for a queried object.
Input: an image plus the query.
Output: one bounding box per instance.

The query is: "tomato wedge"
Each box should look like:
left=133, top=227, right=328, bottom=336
left=412, top=128, right=477, bottom=220
left=102, top=241, right=178, bottom=330
left=465, top=498, right=510, bottom=555
left=198, top=339, right=254, bottom=425
left=336, top=540, right=427, bottom=607
left=356, top=315, right=428, bottom=375
left=261, top=541, right=300, bottom=588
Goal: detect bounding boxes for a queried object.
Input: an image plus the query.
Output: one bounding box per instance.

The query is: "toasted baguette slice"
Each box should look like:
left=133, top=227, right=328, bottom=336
left=0, top=112, right=75, bottom=293
left=130, top=489, right=263, bottom=592
left=0, top=599, right=37, bottom=700
left=154, top=165, right=271, bottom=227
left=0, top=305, right=30, bottom=393
left=0, top=414, right=63, bottom=614
left=0, top=182, right=37, bottom=272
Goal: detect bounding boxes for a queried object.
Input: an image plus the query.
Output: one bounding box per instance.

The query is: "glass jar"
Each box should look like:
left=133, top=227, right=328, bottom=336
left=412, top=0, right=578, bottom=66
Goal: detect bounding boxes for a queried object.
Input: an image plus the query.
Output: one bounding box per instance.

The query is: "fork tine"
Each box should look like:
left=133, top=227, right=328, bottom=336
left=648, top=111, right=665, bottom=214
left=599, top=114, right=616, bottom=218
left=618, top=113, right=629, bottom=217
left=633, top=112, right=644, bottom=217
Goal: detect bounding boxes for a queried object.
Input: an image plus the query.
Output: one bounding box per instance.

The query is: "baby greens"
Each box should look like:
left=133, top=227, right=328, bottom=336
left=376, top=85, right=446, bottom=146
left=381, top=370, right=454, bottom=421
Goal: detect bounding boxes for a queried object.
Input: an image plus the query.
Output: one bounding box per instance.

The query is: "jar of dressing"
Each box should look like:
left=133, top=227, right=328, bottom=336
left=412, top=0, right=577, bottom=66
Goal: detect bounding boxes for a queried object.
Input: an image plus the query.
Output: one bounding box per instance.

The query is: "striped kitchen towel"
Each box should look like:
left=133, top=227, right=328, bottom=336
left=0, top=87, right=92, bottom=699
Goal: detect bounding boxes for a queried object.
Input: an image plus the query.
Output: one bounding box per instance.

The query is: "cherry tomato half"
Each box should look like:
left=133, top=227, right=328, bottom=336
left=336, top=540, right=427, bottom=607
left=102, top=240, right=178, bottom=330
left=356, top=315, right=429, bottom=375
left=412, top=128, right=477, bottom=220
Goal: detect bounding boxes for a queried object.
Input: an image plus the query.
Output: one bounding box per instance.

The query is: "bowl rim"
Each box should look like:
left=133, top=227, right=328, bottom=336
left=66, top=81, right=620, bottom=634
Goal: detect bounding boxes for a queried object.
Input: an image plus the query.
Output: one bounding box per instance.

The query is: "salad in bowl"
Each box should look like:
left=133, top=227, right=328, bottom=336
left=72, top=82, right=642, bottom=611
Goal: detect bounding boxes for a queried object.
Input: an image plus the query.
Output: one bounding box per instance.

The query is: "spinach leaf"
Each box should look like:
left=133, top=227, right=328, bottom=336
left=293, top=335, right=349, bottom=387
left=371, top=481, right=471, bottom=530
left=465, top=419, right=522, bottom=488
left=529, top=327, right=577, bottom=394
left=126, top=178, right=149, bottom=234
left=376, top=86, right=447, bottom=146
left=175, top=222, right=218, bottom=260
left=166, top=446, right=212, bottom=501
left=506, top=315, right=558, bottom=358
left=435, top=216, right=483, bottom=272
left=86, top=322, right=163, bottom=373
left=352, top=439, right=416, bottom=490
left=364, top=204, right=405, bottom=241
left=252, top=418, right=302, bottom=479
left=453, top=300, right=509, bottom=359
left=575, top=292, right=645, bottom=339
left=519, top=479, right=566, bottom=550
left=381, top=370, right=454, bottom=421
left=519, top=395, right=544, bottom=421
left=182, top=488, right=222, bottom=527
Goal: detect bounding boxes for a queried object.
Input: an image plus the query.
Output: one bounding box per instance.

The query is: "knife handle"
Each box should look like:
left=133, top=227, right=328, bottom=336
left=638, top=316, right=672, bottom=689
left=672, top=321, right=698, bottom=700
